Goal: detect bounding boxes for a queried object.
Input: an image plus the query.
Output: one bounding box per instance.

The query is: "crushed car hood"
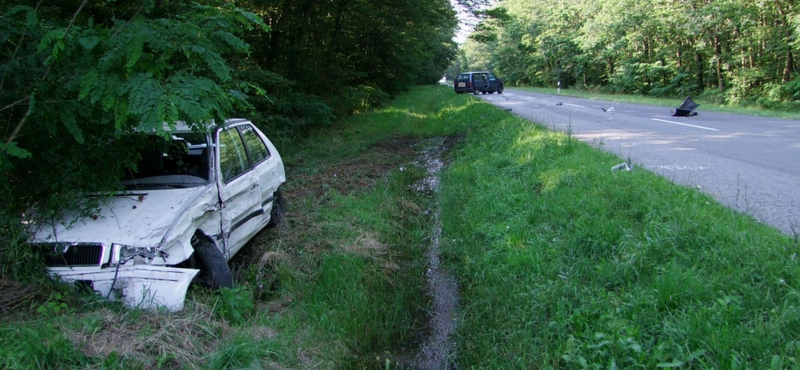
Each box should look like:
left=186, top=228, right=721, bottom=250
left=34, top=187, right=209, bottom=248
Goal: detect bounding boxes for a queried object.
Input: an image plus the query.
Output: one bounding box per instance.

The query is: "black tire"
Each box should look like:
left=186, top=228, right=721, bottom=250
left=266, top=189, right=284, bottom=228
left=472, top=89, right=479, bottom=95
left=194, top=240, right=233, bottom=289
left=498, top=85, right=504, bottom=94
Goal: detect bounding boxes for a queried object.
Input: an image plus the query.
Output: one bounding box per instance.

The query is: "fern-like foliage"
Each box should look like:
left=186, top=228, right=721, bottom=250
left=0, top=2, right=267, bottom=245
left=60, top=3, right=267, bottom=135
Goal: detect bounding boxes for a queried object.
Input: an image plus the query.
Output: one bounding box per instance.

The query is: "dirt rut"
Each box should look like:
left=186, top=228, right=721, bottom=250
left=411, top=138, right=459, bottom=370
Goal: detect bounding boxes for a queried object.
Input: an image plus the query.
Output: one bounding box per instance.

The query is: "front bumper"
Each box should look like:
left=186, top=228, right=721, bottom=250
left=48, top=265, right=199, bottom=311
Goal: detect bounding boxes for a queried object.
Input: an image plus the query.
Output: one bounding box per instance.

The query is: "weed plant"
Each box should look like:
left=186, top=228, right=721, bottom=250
left=437, top=94, right=798, bottom=368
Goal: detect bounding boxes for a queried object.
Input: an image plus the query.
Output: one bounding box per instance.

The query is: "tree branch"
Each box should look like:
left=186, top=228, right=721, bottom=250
left=5, top=0, right=87, bottom=147
left=111, top=5, right=146, bottom=38
left=0, top=0, right=43, bottom=95
left=0, top=97, right=30, bottom=114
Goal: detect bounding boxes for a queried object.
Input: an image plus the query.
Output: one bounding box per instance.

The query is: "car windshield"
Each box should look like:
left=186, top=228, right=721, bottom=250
left=121, top=133, right=210, bottom=190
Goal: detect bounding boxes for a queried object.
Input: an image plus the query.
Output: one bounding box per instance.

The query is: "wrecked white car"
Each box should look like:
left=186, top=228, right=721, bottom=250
left=29, top=119, right=286, bottom=311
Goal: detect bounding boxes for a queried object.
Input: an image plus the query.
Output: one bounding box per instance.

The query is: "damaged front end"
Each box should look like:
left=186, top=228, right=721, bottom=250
left=34, top=241, right=199, bottom=311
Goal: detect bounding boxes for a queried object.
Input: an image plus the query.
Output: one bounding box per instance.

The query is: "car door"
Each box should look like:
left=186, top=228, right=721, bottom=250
left=239, top=123, right=282, bottom=220
left=216, top=125, right=261, bottom=259
left=473, top=73, right=488, bottom=91
left=487, top=73, right=499, bottom=91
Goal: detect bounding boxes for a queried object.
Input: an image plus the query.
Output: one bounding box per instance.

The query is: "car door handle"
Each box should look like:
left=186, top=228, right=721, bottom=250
left=250, top=183, right=260, bottom=190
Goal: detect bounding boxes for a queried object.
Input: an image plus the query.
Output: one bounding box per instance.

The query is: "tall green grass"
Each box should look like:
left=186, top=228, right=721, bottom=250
left=3, top=85, right=795, bottom=369
left=267, top=86, right=479, bottom=368
left=0, top=86, right=475, bottom=369
left=438, top=92, right=799, bottom=368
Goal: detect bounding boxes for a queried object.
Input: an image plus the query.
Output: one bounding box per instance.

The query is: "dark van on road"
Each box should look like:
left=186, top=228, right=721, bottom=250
left=454, top=71, right=504, bottom=95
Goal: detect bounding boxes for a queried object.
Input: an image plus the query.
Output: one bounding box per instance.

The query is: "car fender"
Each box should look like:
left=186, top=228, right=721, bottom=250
left=157, top=185, right=222, bottom=265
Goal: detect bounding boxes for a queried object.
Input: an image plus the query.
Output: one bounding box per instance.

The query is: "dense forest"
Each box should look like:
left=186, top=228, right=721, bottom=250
left=0, top=0, right=459, bottom=275
left=451, top=0, right=800, bottom=110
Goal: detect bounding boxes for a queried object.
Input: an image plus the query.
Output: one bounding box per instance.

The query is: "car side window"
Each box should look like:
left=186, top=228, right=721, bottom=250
left=240, top=124, right=270, bottom=165
left=218, top=128, right=249, bottom=183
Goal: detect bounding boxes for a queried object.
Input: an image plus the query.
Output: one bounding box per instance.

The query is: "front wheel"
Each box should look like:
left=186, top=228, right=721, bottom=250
left=267, top=188, right=284, bottom=228
left=498, top=85, right=504, bottom=94
left=194, top=240, right=233, bottom=289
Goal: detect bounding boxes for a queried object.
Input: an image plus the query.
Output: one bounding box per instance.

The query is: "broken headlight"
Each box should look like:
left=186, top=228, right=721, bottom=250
left=110, top=244, right=160, bottom=266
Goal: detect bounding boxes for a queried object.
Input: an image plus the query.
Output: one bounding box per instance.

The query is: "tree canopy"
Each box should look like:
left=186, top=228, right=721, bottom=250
left=458, top=0, right=800, bottom=109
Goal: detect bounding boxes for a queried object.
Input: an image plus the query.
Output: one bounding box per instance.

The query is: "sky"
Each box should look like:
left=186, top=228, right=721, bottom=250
left=452, top=0, right=477, bottom=44
left=451, top=0, right=496, bottom=44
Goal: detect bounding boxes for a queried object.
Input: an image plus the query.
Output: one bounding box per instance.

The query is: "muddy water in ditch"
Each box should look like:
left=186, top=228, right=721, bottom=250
left=410, top=138, right=459, bottom=370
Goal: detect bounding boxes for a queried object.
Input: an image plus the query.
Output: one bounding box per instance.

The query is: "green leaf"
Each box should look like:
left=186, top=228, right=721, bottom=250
left=77, top=35, right=100, bottom=50
left=3, top=5, right=33, bottom=18
left=0, top=142, right=32, bottom=159
left=770, top=355, right=782, bottom=369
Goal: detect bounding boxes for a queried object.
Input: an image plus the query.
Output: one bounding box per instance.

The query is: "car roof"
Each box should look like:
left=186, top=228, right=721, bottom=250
left=159, top=118, right=251, bottom=133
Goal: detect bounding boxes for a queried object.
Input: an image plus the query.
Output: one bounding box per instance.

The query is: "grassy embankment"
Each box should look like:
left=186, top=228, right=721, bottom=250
left=0, top=86, right=469, bottom=369
left=439, top=88, right=799, bottom=367
left=516, top=86, right=800, bottom=120
left=1, top=85, right=796, bottom=369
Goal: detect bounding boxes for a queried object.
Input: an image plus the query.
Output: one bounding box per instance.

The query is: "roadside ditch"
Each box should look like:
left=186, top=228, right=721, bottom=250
left=409, top=137, right=459, bottom=370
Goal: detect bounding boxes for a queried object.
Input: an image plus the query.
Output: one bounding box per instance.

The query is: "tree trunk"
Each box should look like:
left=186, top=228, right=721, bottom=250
left=695, top=51, right=704, bottom=90
left=324, top=0, right=350, bottom=83
left=776, top=0, right=795, bottom=82
left=583, top=63, right=588, bottom=86
left=715, top=35, right=723, bottom=91
left=784, top=51, right=794, bottom=82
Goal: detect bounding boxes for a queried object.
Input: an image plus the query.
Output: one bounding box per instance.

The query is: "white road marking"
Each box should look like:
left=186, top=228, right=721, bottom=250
left=563, top=103, right=585, bottom=108
left=647, top=165, right=707, bottom=171
left=652, top=118, right=719, bottom=131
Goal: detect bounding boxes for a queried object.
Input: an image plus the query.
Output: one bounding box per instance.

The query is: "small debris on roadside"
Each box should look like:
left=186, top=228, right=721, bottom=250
left=611, top=163, right=630, bottom=171
left=672, top=96, right=699, bottom=116
left=611, top=157, right=633, bottom=172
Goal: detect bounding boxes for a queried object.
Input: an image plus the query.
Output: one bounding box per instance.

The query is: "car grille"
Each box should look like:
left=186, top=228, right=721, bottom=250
left=35, top=243, right=105, bottom=267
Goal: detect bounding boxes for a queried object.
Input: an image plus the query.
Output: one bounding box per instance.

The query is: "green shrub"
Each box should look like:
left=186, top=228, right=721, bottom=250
left=233, top=68, right=334, bottom=139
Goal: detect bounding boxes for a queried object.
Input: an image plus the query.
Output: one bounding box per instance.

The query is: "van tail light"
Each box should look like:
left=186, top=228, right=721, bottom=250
left=466, top=82, right=471, bottom=87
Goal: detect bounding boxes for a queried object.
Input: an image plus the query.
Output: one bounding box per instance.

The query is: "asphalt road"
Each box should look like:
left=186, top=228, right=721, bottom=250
left=476, top=89, right=800, bottom=236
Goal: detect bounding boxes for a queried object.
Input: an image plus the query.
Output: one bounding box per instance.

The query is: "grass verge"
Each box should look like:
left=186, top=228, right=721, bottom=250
left=0, top=86, right=473, bottom=369
left=438, top=90, right=799, bottom=368
left=2, top=85, right=796, bottom=369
